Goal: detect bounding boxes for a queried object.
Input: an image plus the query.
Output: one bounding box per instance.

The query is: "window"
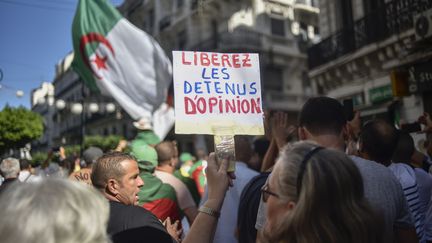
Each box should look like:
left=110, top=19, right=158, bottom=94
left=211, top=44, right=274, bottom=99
left=112, top=126, right=117, bottom=135
left=271, top=18, right=285, bottom=36
left=148, top=9, right=154, bottom=34
left=177, top=0, right=184, bottom=8
left=264, top=66, right=283, bottom=91
left=177, top=30, right=187, bottom=49
left=123, top=124, right=127, bottom=138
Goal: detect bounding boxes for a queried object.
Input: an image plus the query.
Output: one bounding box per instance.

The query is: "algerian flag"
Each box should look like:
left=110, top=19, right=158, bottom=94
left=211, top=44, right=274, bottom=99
left=138, top=172, right=180, bottom=222
left=71, top=0, right=172, bottom=120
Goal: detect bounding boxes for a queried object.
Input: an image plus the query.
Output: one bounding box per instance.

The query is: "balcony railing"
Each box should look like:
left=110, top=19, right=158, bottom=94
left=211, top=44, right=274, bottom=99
left=308, top=0, right=432, bottom=69
left=264, top=91, right=309, bottom=111
left=190, top=28, right=291, bottom=52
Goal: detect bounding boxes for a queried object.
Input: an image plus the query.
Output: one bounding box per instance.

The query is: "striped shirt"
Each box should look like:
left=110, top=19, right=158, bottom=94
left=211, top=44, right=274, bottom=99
left=389, top=163, right=425, bottom=242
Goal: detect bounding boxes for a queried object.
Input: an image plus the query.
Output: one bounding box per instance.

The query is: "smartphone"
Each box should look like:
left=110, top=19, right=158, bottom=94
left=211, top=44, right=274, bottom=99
left=343, top=99, right=354, bottom=121
left=400, top=122, right=422, bottom=133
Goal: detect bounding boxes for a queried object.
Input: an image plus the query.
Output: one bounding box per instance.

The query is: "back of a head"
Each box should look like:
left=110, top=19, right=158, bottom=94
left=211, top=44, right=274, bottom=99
left=298, top=97, right=347, bottom=136
left=359, top=119, right=398, bottom=165
left=155, top=141, right=176, bottom=166
left=235, top=135, right=253, bottom=163
left=83, top=147, right=104, bottom=166
left=0, top=179, right=110, bottom=243
left=19, top=159, right=31, bottom=171
left=269, top=141, right=381, bottom=243
left=195, top=149, right=207, bottom=161
left=253, top=137, right=270, bottom=160
left=0, top=158, right=20, bottom=179
left=91, top=152, right=135, bottom=191
left=392, top=130, right=415, bottom=163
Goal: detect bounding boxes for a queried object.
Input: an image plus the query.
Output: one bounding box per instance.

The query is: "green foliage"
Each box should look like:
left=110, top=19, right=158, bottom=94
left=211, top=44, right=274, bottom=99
left=31, top=151, right=47, bottom=166
left=84, top=135, right=122, bottom=152
left=64, top=145, right=81, bottom=157
left=0, top=106, right=44, bottom=153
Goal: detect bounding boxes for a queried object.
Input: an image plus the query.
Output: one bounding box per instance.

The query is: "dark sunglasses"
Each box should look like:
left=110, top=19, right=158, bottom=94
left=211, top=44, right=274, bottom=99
left=261, top=183, right=280, bottom=203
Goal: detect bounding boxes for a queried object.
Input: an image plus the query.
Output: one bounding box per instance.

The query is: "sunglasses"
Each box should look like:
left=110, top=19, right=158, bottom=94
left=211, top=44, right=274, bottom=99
left=261, top=183, right=280, bottom=203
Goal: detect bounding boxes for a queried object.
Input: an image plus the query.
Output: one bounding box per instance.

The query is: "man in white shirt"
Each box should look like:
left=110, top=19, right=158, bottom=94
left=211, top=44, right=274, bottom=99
left=154, top=141, right=198, bottom=225
left=18, top=159, right=40, bottom=183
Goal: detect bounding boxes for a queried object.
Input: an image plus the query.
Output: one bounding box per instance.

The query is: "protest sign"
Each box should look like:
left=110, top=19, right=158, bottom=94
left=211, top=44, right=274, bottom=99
left=173, top=51, right=264, bottom=135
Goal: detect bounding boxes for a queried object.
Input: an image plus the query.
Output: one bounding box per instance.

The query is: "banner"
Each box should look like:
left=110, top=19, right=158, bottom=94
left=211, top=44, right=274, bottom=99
left=173, top=51, right=264, bottom=135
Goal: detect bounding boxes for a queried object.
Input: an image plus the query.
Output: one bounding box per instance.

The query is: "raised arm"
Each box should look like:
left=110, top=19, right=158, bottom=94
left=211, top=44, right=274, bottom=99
left=183, top=153, right=234, bottom=243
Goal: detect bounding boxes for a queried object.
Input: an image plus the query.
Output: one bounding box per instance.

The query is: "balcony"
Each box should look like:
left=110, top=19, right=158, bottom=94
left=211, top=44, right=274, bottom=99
left=190, top=28, right=295, bottom=53
left=308, top=0, right=432, bottom=69
left=264, top=91, right=309, bottom=111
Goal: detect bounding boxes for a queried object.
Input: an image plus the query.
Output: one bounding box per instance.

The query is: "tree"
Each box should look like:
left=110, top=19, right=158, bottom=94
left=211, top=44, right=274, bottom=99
left=84, top=135, right=123, bottom=152
left=0, top=105, right=43, bottom=153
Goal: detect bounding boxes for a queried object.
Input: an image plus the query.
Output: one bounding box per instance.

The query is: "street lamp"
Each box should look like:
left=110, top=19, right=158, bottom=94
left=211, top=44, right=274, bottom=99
left=55, top=100, right=66, bottom=110
left=16, top=90, right=24, bottom=98
left=55, top=99, right=117, bottom=155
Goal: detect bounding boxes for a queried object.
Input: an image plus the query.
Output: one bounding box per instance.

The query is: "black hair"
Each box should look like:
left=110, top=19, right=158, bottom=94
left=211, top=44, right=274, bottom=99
left=359, top=119, right=399, bottom=165
left=19, top=159, right=31, bottom=170
left=392, top=130, right=415, bottom=163
left=298, top=97, right=347, bottom=135
left=253, top=137, right=270, bottom=159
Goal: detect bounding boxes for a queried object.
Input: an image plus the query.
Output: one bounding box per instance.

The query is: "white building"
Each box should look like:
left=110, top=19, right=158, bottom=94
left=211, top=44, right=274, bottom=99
left=308, top=0, right=432, bottom=126
left=119, top=0, right=319, bottom=119
left=31, top=82, right=55, bottom=151
left=50, top=52, right=136, bottom=147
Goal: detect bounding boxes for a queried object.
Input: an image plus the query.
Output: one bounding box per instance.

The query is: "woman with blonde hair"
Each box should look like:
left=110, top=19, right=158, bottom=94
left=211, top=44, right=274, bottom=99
left=262, top=141, right=383, bottom=243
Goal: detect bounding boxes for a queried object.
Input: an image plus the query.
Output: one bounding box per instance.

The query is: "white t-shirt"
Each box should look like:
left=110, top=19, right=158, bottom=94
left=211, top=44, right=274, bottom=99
left=18, top=170, right=41, bottom=183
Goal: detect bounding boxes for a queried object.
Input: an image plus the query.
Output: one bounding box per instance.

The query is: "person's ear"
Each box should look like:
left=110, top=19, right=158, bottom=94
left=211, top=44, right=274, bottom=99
left=107, top=178, right=119, bottom=195
left=298, top=127, right=307, bottom=140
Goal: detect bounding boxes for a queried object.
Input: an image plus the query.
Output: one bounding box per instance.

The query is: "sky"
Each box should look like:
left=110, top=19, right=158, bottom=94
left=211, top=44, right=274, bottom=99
left=0, top=0, right=123, bottom=110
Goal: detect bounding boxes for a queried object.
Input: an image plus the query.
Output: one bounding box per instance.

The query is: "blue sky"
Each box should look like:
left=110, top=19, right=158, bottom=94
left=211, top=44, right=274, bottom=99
left=0, top=0, right=123, bottom=110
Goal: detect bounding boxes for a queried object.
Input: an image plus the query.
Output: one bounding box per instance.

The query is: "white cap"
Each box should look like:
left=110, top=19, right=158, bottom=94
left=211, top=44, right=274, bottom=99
left=133, top=117, right=153, bottom=130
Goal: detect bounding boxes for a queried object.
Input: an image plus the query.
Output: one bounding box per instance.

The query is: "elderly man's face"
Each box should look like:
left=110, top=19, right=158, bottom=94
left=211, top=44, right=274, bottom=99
left=115, top=159, right=144, bottom=205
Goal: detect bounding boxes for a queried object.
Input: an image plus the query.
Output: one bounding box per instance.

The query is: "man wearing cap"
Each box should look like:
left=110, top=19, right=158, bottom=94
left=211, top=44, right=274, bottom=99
left=69, top=146, right=103, bottom=185
left=131, top=143, right=181, bottom=224
left=131, top=117, right=161, bottom=148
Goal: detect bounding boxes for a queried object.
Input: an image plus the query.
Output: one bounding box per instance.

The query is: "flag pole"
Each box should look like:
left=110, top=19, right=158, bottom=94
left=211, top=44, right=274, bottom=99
left=80, top=80, right=86, bottom=157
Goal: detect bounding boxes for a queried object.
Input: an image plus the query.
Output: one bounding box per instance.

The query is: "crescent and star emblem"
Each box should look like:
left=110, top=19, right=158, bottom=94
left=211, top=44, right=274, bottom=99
left=79, top=32, right=115, bottom=79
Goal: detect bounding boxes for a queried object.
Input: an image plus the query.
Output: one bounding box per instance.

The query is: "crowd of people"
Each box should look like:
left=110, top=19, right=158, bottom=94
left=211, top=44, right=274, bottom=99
left=1, top=96, right=432, bottom=243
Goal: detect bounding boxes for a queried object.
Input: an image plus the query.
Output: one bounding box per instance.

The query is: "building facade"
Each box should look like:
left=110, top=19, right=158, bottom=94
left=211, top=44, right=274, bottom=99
left=119, top=0, right=319, bottom=114
left=116, top=0, right=320, bottom=152
left=50, top=53, right=136, bottom=148
left=308, top=0, right=432, bottom=127
left=31, top=82, right=55, bottom=151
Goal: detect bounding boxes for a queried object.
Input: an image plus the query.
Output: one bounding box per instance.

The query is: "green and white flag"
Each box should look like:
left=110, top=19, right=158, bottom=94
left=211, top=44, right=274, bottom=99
left=72, top=0, right=172, bottom=120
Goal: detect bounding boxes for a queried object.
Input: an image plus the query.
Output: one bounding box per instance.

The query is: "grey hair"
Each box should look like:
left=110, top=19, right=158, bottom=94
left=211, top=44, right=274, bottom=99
left=0, top=157, right=20, bottom=178
left=0, top=179, right=111, bottom=243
